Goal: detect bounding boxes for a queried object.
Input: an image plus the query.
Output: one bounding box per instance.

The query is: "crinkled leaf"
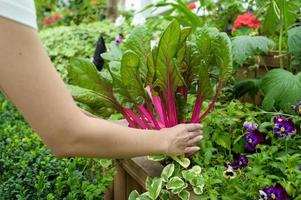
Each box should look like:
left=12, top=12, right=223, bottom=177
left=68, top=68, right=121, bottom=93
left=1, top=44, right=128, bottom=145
left=288, top=26, right=301, bottom=65
left=68, top=58, right=113, bottom=97
left=155, top=20, right=181, bottom=91
left=67, top=85, right=117, bottom=116
left=261, top=69, right=301, bottom=113
left=124, top=25, right=153, bottom=82
left=120, top=50, right=145, bottom=105
left=232, top=36, right=275, bottom=66
left=161, top=164, right=175, bottom=182
left=195, top=27, right=233, bottom=84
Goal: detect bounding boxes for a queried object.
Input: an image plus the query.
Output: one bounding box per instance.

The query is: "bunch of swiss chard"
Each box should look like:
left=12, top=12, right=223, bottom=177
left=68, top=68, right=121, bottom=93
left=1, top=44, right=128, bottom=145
left=67, top=20, right=233, bottom=130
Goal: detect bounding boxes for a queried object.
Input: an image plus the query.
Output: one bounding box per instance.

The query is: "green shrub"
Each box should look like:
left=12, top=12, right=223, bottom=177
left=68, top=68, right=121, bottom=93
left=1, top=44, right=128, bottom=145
left=0, top=94, right=115, bottom=199
left=39, top=21, right=119, bottom=81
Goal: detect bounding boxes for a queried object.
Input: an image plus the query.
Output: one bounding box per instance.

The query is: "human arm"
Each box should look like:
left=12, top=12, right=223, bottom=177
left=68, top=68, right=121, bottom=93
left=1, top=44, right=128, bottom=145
left=0, top=17, right=202, bottom=158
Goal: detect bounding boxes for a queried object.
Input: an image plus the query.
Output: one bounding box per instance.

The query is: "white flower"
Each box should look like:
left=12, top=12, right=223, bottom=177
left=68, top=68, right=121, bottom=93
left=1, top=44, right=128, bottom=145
left=115, top=15, right=125, bottom=27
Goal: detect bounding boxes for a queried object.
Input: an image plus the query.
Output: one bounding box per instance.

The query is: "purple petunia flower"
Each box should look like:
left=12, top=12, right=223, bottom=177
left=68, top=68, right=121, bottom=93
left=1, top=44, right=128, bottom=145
left=245, top=130, right=264, bottom=152
left=243, top=121, right=258, bottom=132
left=298, top=165, right=301, bottom=171
left=225, top=154, right=248, bottom=170
left=260, top=183, right=290, bottom=200
left=115, top=33, right=124, bottom=46
left=273, top=116, right=296, bottom=137
left=294, top=101, right=301, bottom=116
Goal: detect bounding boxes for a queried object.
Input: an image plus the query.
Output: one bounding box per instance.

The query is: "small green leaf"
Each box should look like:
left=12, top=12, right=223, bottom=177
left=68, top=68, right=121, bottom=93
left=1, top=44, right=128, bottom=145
left=129, top=190, right=140, bottom=200
left=193, top=184, right=204, bottom=195
left=214, top=131, right=231, bottom=150
left=191, top=166, right=202, bottom=174
left=171, top=155, right=190, bottom=168
left=148, top=155, right=166, bottom=161
left=148, top=178, right=163, bottom=200
left=166, top=176, right=185, bottom=190
left=178, top=190, right=190, bottom=200
left=161, top=164, right=175, bottom=182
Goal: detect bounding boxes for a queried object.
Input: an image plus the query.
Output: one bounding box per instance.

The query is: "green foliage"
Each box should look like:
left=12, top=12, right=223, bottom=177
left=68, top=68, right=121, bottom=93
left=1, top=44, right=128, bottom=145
left=261, top=69, right=301, bottom=113
left=39, top=21, right=119, bottom=80
left=261, top=0, right=300, bottom=35
left=288, top=26, right=301, bottom=66
left=141, top=0, right=203, bottom=30
left=34, top=0, right=106, bottom=29
left=0, top=94, right=114, bottom=199
left=232, top=36, right=275, bottom=66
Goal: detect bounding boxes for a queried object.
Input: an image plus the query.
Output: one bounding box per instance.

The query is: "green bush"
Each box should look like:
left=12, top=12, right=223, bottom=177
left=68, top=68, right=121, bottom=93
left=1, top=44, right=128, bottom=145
left=0, top=94, right=115, bottom=199
left=34, top=0, right=106, bottom=29
left=39, top=21, right=119, bottom=81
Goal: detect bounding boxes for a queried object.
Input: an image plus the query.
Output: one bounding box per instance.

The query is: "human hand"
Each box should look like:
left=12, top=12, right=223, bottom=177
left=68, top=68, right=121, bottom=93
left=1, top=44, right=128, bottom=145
left=159, top=124, right=203, bottom=156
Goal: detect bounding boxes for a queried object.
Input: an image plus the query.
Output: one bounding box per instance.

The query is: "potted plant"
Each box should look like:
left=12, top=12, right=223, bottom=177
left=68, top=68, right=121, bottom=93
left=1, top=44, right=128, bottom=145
left=67, top=19, right=233, bottom=199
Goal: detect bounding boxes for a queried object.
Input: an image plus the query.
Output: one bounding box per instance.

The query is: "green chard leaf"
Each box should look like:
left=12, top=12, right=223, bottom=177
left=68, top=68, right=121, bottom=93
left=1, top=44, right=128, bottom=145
left=124, top=25, right=153, bottom=82
left=68, top=58, right=113, bottom=98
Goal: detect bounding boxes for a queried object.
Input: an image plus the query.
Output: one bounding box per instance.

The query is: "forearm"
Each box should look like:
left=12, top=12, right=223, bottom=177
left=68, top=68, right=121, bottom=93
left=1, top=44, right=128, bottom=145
left=62, top=115, right=165, bottom=158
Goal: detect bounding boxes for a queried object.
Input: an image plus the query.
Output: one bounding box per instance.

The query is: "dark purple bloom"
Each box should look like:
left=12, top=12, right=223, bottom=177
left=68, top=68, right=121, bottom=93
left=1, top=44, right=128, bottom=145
left=298, top=165, right=301, bottom=171
left=225, top=154, right=248, bottom=170
left=245, top=130, right=264, bottom=152
left=273, top=116, right=296, bottom=137
left=243, top=121, right=258, bottom=132
left=260, top=183, right=290, bottom=200
left=294, top=101, right=301, bottom=116
left=115, top=33, right=124, bottom=46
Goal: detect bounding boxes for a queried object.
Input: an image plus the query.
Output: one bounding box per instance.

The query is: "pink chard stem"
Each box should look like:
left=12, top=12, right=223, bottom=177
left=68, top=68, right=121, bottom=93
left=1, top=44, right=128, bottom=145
left=123, top=108, right=147, bottom=129
left=190, top=95, right=203, bottom=123
left=198, top=82, right=223, bottom=123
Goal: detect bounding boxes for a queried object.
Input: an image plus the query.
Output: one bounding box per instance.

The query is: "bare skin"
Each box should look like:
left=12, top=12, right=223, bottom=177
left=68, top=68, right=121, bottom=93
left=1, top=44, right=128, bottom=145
left=0, top=17, right=203, bottom=159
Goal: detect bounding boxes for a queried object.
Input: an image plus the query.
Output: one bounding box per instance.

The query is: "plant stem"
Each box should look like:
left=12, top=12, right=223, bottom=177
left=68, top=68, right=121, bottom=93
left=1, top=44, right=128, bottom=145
left=198, top=82, right=222, bottom=122
left=279, top=0, right=285, bottom=68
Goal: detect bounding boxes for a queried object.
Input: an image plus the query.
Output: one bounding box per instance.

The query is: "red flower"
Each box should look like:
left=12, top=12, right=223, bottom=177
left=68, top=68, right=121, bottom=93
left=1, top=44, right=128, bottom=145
left=53, top=14, right=62, bottom=21
left=187, top=2, right=196, bottom=10
left=43, top=17, right=53, bottom=25
left=233, top=13, right=261, bottom=30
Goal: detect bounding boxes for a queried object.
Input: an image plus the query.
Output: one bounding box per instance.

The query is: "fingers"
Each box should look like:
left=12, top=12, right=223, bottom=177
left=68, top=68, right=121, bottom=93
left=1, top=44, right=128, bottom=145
left=184, top=146, right=200, bottom=154
left=184, top=123, right=202, bottom=132
left=187, top=131, right=202, bottom=139
left=187, top=135, right=203, bottom=146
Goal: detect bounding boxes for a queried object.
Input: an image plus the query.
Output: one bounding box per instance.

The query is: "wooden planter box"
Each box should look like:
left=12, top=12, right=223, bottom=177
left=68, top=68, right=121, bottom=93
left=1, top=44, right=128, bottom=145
left=110, top=157, right=196, bottom=200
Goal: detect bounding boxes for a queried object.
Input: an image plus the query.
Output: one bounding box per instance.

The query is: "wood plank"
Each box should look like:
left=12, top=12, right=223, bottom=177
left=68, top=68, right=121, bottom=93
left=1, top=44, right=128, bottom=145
left=120, top=156, right=164, bottom=190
